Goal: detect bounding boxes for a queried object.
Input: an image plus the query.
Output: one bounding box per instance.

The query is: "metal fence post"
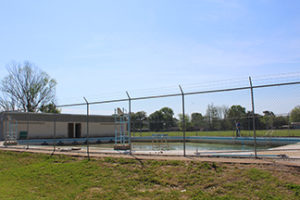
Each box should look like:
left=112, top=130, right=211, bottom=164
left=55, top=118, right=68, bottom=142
left=179, top=85, right=186, bottom=157
left=51, top=114, right=57, bottom=155
left=26, top=112, right=29, bottom=149
left=288, top=113, right=291, bottom=136
left=126, top=91, right=132, bottom=154
left=249, top=77, right=257, bottom=158
left=83, top=97, right=90, bottom=160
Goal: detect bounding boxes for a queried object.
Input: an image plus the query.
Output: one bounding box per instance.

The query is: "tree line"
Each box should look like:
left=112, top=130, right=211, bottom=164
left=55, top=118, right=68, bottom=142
left=131, top=105, right=300, bottom=132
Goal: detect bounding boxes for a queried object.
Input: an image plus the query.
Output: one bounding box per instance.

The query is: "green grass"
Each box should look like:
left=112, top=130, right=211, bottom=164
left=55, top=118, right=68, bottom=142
left=133, top=129, right=300, bottom=137
left=1, top=150, right=300, bottom=199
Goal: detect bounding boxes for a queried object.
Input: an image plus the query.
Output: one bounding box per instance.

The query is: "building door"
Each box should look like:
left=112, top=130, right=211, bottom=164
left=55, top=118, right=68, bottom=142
left=68, top=123, right=74, bottom=138
left=75, top=123, right=81, bottom=138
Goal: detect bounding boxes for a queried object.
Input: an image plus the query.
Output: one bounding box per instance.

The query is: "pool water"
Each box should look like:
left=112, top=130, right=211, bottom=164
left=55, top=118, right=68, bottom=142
left=90, top=142, right=275, bottom=151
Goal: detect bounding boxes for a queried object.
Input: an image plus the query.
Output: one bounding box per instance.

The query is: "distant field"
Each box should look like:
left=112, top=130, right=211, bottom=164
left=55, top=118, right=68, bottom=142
left=133, top=129, right=300, bottom=137
left=1, top=150, right=300, bottom=199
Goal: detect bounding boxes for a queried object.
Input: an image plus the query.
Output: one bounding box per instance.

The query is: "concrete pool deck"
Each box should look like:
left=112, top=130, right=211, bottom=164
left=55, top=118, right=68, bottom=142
left=1, top=141, right=300, bottom=167
left=15, top=136, right=300, bottom=146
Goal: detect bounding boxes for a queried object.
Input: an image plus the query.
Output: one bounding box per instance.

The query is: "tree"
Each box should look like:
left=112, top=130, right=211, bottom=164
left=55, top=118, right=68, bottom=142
left=191, top=112, right=205, bottom=130
left=248, top=112, right=265, bottom=130
left=217, top=106, right=231, bottom=130
left=148, top=107, right=176, bottom=131
left=130, top=111, right=147, bottom=131
left=227, top=105, right=246, bottom=121
left=205, top=103, right=221, bottom=130
left=273, top=115, right=288, bottom=129
left=227, top=105, right=247, bottom=129
left=149, top=110, right=164, bottom=131
left=160, top=107, right=175, bottom=129
left=0, top=62, right=57, bottom=112
left=39, top=103, right=61, bottom=113
left=290, top=106, right=300, bottom=122
left=178, top=114, right=192, bottom=131
left=217, top=105, right=229, bottom=119
left=262, top=110, right=275, bottom=129
left=0, top=95, right=16, bottom=111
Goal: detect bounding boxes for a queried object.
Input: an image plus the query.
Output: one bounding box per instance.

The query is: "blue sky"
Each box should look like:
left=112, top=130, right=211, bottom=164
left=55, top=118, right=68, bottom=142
left=0, top=0, right=299, bottom=116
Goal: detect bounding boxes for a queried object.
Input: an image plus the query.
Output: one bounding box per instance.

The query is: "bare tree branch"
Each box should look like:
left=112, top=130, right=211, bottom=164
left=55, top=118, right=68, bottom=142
left=0, top=61, right=57, bottom=112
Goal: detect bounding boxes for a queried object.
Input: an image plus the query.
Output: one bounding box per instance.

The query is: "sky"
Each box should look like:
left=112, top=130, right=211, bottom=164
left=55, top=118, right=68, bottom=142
left=0, top=0, right=299, bottom=116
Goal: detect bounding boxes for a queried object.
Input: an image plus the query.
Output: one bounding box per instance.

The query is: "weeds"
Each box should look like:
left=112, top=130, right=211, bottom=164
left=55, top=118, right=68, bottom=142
left=0, top=151, right=300, bottom=199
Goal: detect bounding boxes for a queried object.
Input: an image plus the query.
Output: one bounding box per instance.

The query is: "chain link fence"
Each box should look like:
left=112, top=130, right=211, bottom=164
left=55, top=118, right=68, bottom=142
left=1, top=77, right=300, bottom=159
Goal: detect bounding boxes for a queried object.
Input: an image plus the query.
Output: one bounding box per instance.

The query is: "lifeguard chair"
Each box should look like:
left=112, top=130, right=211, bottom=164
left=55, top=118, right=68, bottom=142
left=114, top=108, right=131, bottom=150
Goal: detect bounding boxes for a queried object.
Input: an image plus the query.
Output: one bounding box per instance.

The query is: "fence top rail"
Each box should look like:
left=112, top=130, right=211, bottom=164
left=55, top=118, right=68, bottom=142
left=57, top=80, right=300, bottom=108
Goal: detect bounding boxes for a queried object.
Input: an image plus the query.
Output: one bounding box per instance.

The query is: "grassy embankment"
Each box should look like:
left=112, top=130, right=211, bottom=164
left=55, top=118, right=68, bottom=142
left=133, top=129, right=300, bottom=137
left=1, top=150, right=300, bottom=199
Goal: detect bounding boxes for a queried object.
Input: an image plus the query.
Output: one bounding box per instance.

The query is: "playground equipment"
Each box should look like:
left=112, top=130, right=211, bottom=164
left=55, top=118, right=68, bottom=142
left=114, top=108, right=131, bottom=150
left=4, top=116, right=18, bottom=145
left=151, top=134, right=169, bottom=150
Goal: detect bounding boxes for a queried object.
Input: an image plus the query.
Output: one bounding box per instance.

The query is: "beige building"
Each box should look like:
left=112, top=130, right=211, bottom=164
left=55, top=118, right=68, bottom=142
left=0, top=112, right=117, bottom=141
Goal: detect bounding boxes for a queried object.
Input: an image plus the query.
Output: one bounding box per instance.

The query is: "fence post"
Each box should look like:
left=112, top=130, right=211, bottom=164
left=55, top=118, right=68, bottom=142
left=126, top=91, right=132, bottom=154
left=52, top=114, right=57, bottom=155
left=26, top=112, right=29, bottom=149
left=249, top=77, right=257, bottom=158
left=83, top=97, right=90, bottom=160
left=179, top=85, right=186, bottom=157
left=287, top=113, right=291, bottom=136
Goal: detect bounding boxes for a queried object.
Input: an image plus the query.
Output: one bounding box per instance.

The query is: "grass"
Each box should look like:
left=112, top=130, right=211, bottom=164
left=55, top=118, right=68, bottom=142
left=133, top=129, right=300, bottom=137
left=1, top=150, right=300, bottom=199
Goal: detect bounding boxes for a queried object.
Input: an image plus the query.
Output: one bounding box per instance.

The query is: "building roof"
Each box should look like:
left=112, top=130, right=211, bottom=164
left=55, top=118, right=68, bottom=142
left=0, top=112, right=114, bottom=123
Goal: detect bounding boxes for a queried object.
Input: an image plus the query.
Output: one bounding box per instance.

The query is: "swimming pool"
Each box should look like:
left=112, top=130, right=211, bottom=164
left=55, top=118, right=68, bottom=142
left=90, top=142, right=275, bottom=151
